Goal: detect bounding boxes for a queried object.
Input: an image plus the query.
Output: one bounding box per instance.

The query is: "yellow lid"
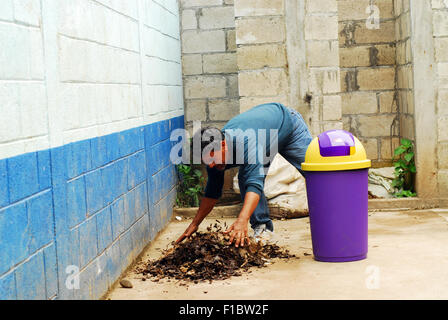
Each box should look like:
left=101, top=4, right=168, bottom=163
left=302, top=131, right=371, bottom=172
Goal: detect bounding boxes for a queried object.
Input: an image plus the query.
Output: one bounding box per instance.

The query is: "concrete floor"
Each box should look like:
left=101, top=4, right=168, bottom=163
left=106, top=209, right=448, bottom=300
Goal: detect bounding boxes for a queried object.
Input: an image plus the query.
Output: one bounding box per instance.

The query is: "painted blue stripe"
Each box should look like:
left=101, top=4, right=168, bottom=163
left=0, top=115, right=184, bottom=300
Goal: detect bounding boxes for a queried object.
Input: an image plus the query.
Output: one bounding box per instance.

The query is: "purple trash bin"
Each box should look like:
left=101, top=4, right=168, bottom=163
left=302, top=130, right=371, bottom=262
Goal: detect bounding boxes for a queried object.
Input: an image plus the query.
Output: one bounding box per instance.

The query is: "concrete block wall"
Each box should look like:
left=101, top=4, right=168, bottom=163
left=395, top=0, right=415, bottom=146
left=234, top=0, right=343, bottom=136
left=0, top=0, right=184, bottom=300
left=432, top=0, right=448, bottom=196
left=235, top=0, right=289, bottom=112
left=180, top=0, right=239, bottom=133
left=338, top=0, right=399, bottom=166
left=303, top=0, right=343, bottom=136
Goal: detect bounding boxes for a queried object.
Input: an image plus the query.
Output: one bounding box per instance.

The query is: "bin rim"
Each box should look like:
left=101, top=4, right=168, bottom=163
left=302, top=133, right=372, bottom=172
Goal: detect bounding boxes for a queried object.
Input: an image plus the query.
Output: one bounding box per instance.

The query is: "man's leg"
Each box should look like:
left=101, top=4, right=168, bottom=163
left=238, top=173, right=274, bottom=231
left=280, top=109, right=313, bottom=173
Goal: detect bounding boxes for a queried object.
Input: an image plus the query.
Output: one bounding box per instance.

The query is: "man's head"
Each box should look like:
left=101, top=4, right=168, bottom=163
left=193, top=127, right=227, bottom=170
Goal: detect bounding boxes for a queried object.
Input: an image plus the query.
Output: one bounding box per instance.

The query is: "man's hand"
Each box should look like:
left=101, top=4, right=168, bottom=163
left=175, top=222, right=198, bottom=244
left=224, top=218, right=249, bottom=247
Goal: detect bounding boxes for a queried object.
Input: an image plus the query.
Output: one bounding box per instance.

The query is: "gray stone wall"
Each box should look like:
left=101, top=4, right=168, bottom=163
left=180, top=0, right=239, bottom=133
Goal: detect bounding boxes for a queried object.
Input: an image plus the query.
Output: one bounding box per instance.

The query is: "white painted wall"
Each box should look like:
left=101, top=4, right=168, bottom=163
left=0, top=0, right=184, bottom=160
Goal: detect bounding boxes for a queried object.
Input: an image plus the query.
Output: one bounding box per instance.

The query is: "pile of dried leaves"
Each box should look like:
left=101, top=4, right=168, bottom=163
left=137, top=221, right=296, bottom=283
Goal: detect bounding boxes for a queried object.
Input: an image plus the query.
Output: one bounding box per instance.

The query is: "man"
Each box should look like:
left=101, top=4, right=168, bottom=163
left=176, top=103, right=313, bottom=247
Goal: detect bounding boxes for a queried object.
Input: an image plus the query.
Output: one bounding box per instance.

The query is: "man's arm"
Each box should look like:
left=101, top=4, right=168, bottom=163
left=175, top=197, right=218, bottom=244
left=225, top=191, right=260, bottom=247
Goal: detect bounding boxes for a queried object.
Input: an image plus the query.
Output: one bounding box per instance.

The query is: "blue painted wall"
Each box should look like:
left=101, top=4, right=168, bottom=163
left=0, top=116, right=184, bottom=300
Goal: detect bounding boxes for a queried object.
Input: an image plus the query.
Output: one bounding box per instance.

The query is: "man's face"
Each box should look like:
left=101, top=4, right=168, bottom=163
left=203, top=141, right=227, bottom=171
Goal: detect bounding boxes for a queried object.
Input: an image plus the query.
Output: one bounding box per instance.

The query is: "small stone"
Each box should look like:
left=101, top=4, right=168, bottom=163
left=120, top=279, right=133, bottom=288
left=176, top=216, right=182, bottom=221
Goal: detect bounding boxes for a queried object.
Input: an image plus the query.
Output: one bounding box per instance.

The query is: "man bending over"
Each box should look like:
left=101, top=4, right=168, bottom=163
left=176, top=103, right=313, bottom=247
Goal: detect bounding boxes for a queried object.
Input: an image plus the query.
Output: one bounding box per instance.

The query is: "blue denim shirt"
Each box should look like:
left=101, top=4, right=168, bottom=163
left=204, top=103, right=301, bottom=199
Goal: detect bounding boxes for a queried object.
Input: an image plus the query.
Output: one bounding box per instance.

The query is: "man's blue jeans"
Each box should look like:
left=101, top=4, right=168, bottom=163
left=238, top=108, right=313, bottom=231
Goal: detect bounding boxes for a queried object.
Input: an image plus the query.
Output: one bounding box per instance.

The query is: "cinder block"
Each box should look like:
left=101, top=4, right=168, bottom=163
left=66, top=140, right=92, bottom=180
left=111, top=197, right=125, bottom=240
left=7, top=152, right=39, bottom=203
left=379, top=91, right=397, bottom=113
left=105, top=239, right=121, bottom=283
left=15, top=251, right=46, bottom=300
left=239, top=69, right=288, bottom=97
left=184, top=76, right=227, bottom=99
left=359, top=138, right=378, bottom=160
left=357, top=67, right=395, bottom=91
left=101, top=164, right=116, bottom=206
left=182, top=30, right=226, bottom=53
left=0, top=272, right=16, bottom=300
left=134, top=183, right=149, bottom=219
left=43, top=243, right=58, bottom=299
left=182, top=54, right=202, bottom=75
left=27, top=191, right=54, bottom=253
left=85, top=169, right=104, bottom=215
left=306, top=0, right=337, bottom=13
left=127, top=151, right=147, bottom=190
left=58, top=36, right=141, bottom=83
left=307, top=41, right=339, bottom=67
left=338, top=0, right=393, bottom=21
left=203, top=52, right=237, bottom=73
left=185, top=99, right=207, bottom=122
left=96, top=207, right=113, bottom=253
left=433, top=11, right=448, bottom=37
left=182, top=9, right=197, bottom=30
left=339, top=46, right=370, bottom=68
left=118, top=128, right=144, bottom=158
left=342, top=92, right=378, bottom=114
left=228, top=74, right=239, bottom=97
left=238, top=44, right=287, bottom=70
left=357, top=114, right=397, bottom=137
left=236, top=17, right=285, bottom=45
left=234, top=0, right=284, bottom=17
left=305, top=15, right=338, bottom=40
left=380, top=137, right=396, bottom=160
left=0, top=24, right=44, bottom=79
left=226, top=29, right=236, bottom=51
left=0, top=202, right=28, bottom=275
left=309, top=68, right=340, bottom=94
left=124, top=188, right=137, bottom=229
left=375, top=44, right=396, bottom=66
left=118, top=228, right=134, bottom=271
left=209, top=99, right=240, bottom=120
left=399, top=114, right=415, bottom=140
left=199, top=6, right=235, bottom=29
left=322, top=95, right=342, bottom=121
left=90, top=136, right=108, bottom=169
left=37, top=150, right=51, bottom=191
left=78, top=216, right=98, bottom=268
left=351, top=20, right=395, bottom=45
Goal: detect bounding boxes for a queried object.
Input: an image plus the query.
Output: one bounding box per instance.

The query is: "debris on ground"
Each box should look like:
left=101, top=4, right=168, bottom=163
left=136, top=222, right=296, bottom=283
left=119, top=279, right=133, bottom=288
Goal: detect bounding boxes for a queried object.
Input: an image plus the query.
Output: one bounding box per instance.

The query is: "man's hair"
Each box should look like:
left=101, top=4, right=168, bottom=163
left=193, top=126, right=225, bottom=154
